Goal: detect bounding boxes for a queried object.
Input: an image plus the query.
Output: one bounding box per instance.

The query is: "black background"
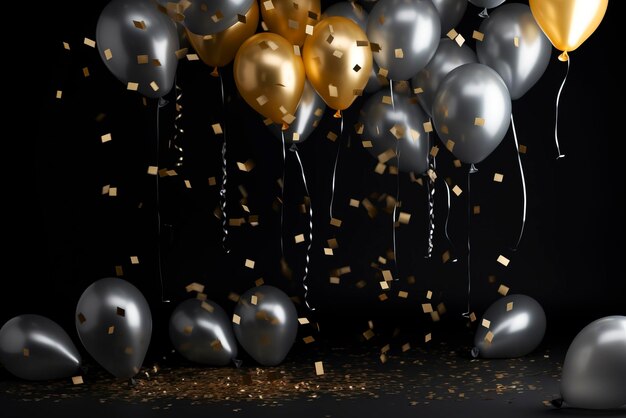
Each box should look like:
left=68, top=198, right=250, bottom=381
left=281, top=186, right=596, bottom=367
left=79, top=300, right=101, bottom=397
left=2, top=0, right=623, bottom=358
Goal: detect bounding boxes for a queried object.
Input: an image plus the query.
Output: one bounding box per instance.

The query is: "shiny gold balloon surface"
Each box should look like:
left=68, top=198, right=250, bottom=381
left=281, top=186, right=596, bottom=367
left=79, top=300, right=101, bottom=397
left=234, top=33, right=305, bottom=126
left=529, top=0, right=608, bottom=61
left=186, top=1, right=259, bottom=71
left=303, top=16, right=373, bottom=113
left=261, top=0, right=321, bottom=46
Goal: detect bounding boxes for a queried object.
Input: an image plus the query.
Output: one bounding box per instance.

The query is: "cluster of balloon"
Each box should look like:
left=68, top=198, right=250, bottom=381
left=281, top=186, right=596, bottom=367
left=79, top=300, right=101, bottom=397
left=169, top=299, right=238, bottom=366
left=96, top=0, right=180, bottom=98
left=360, top=90, right=430, bottom=175
left=233, top=286, right=298, bottom=366
left=76, top=278, right=152, bottom=380
left=0, top=315, right=81, bottom=380
left=556, top=316, right=626, bottom=410
left=472, top=294, right=546, bottom=358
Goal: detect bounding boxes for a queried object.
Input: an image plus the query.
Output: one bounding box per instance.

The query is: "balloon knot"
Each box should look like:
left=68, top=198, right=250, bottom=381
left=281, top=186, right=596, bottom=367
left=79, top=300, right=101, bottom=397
left=333, top=109, right=342, bottom=119
left=469, top=163, right=478, bottom=174
left=479, top=8, right=489, bottom=18
left=210, top=67, right=219, bottom=77
left=558, top=51, right=569, bottom=62
left=551, top=398, right=563, bottom=408
left=281, top=123, right=289, bottom=131
left=471, top=347, right=479, bottom=358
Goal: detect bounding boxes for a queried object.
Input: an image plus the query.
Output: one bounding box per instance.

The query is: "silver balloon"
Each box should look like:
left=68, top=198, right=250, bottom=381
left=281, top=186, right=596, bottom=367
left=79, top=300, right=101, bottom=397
left=0, top=315, right=81, bottom=381
left=269, top=80, right=326, bottom=144
left=432, top=63, right=511, bottom=164
left=324, top=1, right=369, bottom=31
left=182, top=0, right=254, bottom=36
left=365, top=61, right=389, bottom=93
left=169, top=298, right=238, bottom=366
left=560, top=316, right=626, bottom=409
left=472, top=294, right=546, bottom=358
left=96, top=0, right=179, bottom=99
left=76, top=278, right=152, bottom=379
left=476, top=4, right=551, bottom=100
left=367, top=0, right=440, bottom=81
left=468, top=0, right=505, bottom=9
left=411, top=38, right=477, bottom=117
left=432, top=0, right=467, bottom=35
left=360, top=90, right=430, bottom=174
left=233, top=285, right=297, bottom=366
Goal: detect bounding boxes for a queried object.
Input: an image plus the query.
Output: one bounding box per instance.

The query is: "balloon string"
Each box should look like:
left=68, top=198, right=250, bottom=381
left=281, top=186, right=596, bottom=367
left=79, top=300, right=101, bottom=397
left=329, top=114, right=343, bottom=220
left=390, top=80, right=400, bottom=277
left=172, top=79, right=184, bottom=167
left=554, top=55, right=570, bottom=159
left=156, top=98, right=169, bottom=303
left=479, top=8, right=488, bottom=18
left=292, top=145, right=315, bottom=311
left=510, top=113, right=527, bottom=251
left=280, top=130, right=287, bottom=259
left=462, top=164, right=476, bottom=318
left=425, top=132, right=435, bottom=259
left=218, top=74, right=230, bottom=253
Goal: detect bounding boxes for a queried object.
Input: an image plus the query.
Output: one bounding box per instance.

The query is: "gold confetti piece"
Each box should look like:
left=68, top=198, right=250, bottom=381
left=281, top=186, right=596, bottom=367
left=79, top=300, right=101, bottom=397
left=519, top=144, right=527, bottom=154
left=514, top=36, right=519, bottom=47
left=389, top=166, right=399, bottom=175
left=398, top=212, right=411, bottom=224
left=116, top=307, right=126, bottom=317
left=452, top=185, right=462, bottom=196
left=398, top=291, right=408, bottom=299
left=293, top=234, right=305, bottom=244
left=378, top=148, right=396, bottom=163
left=442, top=250, right=451, bottom=263
left=249, top=294, right=258, bottom=305
left=446, top=29, right=458, bottom=40
left=425, top=333, right=432, bottom=343
left=133, top=20, right=146, bottom=30
left=181, top=325, right=193, bottom=335
left=470, top=312, right=477, bottom=322
left=72, top=376, right=84, bottom=385
left=291, top=45, right=301, bottom=57
left=63, top=41, right=70, bottom=50
left=382, top=270, right=393, bottom=281
left=446, top=139, right=455, bottom=151
left=401, top=342, right=411, bottom=352
left=115, top=265, right=123, bottom=276
left=423, top=121, right=433, bottom=132
left=455, top=34, right=466, bottom=47
left=201, top=301, right=214, bottom=313
left=413, top=87, right=424, bottom=95
left=355, top=40, right=370, bottom=48
left=363, top=329, right=375, bottom=340
left=302, top=335, right=315, bottom=344
left=314, top=361, right=324, bottom=375
left=327, top=238, right=338, bottom=249
left=485, top=331, right=494, bottom=342
left=497, top=255, right=510, bottom=267
left=101, top=133, right=112, bottom=143
left=473, top=205, right=481, bottom=214
left=349, top=198, right=360, bottom=208
left=245, top=259, right=255, bottom=269
left=437, top=302, right=447, bottom=315
left=305, top=24, right=314, bottom=35
left=474, top=117, right=485, bottom=126
left=55, top=90, right=63, bottom=99
left=453, top=159, right=462, bottom=168
left=332, top=49, right=343, bottom=59
left=124, top=347, right=134, bottom=355
left=324, top=248, right=334, bottom=256
left=374, top=162, right=386, bottom=174
left=150, top=81, right=160, bottom=92
left=379, top=281, right=390, bottom=290
left=473, top=30, right=484, bottom=41
left=381, top=95, right=392, bottom=105
left=488, top=275, right=496, bottom=284
left=426, top=169, right=437, bottom=182
left=196, top=293, right=207, bottom=301
left=186, top=53, right=200, bottom=61
left=77, top=313, right=86, bottom=324
left=82, top=67, right=90, bottom=77
left=23, top=348, right=30, bottom=357
left=506, top=302, right=514, bottom=311
left=137, top=54, right=149, bottom=64
left=394, top=48, right=404, bottom=58
left=232, top=314, right=241, bottom=325
left=379, top=353, right=388, bottom=363
left=370, top=42, right=381, bottom=53
left=422, top=303, right=433, bottom=313
left=326, top=131, right=338, bottom=142
left=185, top=282, right=205, bottom=293
left=282, top=113, right=296, bottom=124
left=362, top=140, right=373, bottom=148
left=431, top=311, right=441, bottom=322
left=147, top=166, right=158, bottom=175
left=379, top=293, right=389, bottom=301
left=127, top=82, right=139, bottom=91
left=229, top=218, right=246, bottom=226
left=330, top=218, right=342, bottom=227
left=498, top=284, right=510, bottom=295
left=83, top=37, right=96, bottom=48
left=107, top=325, right=115, bottom=335
left=482, top=318, right=491, bottom=328
left=389, top=124, right=404, bottom=139
left=108, top=187, right=118, bottom=197
left=493, top=173, right=504, bottom=182
left=308, top=10, right=319, bottom=20
left=211, top=123, right=223, bottom=135
left=328, top=84, right=338, bottom=98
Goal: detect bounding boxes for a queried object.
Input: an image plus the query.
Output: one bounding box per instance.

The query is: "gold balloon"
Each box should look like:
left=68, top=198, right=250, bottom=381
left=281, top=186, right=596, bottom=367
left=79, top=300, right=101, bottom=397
left=234, top=33, right=305, bottom=128
left=261, top=0, right=321, bottom=46
left=529, top=0, right=608, bottom=61
left=186, top=1, right=259, bottom=76
left=303, top=16, right=373, bottom=116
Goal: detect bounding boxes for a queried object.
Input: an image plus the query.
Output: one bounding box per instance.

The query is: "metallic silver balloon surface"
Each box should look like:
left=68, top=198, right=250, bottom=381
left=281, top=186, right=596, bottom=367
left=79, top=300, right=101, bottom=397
left=233, top=285, right=297, bottom=366
left=367, top=0, right=441, bottom=81
left=432, top=63, right=511, bottom=164
left=473, top=294, right=546, bottom=358
left=432, top=0, right=468, bottom=35
left=560, top=316, right=626, bottom=409
left=477, top=3, right=551, bottom=100
left=269, top=80, right=326, bottom=144
left=468, top=0, right=505, bottom=9
left=169, top=299, right=237, bottom=366
left=324, top=1, right=369, bottom=31
left=361, top=90, right=430, bottom=174
left=182, top=0, right=254, bottom=35
left=0, top=315, right=81, bottom=381
left=411, top=38, right=476, bottom=117
left=96, top=0, right=179, bottom=98
left=76, top=278, right=152, bottom=379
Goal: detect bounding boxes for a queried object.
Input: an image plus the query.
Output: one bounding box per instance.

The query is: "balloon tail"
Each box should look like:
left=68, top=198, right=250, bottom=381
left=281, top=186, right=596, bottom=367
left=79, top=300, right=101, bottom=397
left=156, top=98, right=170, bottom=303
left=280, top=130, right=287, bottom=260
left=510, top=113, right=527, bottom=251
left=554, top=55, right=570, bottom=159
left=329, top=115, right=343, bottom=220
left=333, top=109, right=341, bottom=119
left=389, top=79, right=395, bottom=110
left=210, top=67, right=219, bottom=77
left=442, top=177, right=458, bottom=262
left=232, top=358, right=243, bottom=368
left=172, top=81, right=184, bottom=168
left=558, top=51, right=569, bottom=62
left=462, top=166, right=476, bottom=318
left=425, top=133, right=435, bottom=259
left=292, top=144, right=315, bottom=311
left=469, top=163, right=478, bottom=173
left=479, top=8, right=489, bottom=18
left=551, top=398, right=563, bottom=409
left=470, top=347, right=479, bottom=358
left=219, top=74, right=230, bottom=253
left=281, top=123, right=289, bottom=131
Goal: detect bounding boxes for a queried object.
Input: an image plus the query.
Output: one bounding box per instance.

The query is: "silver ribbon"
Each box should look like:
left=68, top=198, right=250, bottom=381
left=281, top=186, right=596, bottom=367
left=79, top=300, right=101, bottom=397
left=280, top=130, right=287, bottom=257
left=218, top=74, right=230, bottom=253
left=510, top=113, right=527, bottom=251
left=171, top=80, right=184, bottom=167
left=425, top=132, right=435, bottom=259
left=390, top=80, right=400, bottom=278
left=329, top=115, right=343, bottom=220
left=554, top=56, right=570, bottom=159
left=462, top=164, right=477, bottom=318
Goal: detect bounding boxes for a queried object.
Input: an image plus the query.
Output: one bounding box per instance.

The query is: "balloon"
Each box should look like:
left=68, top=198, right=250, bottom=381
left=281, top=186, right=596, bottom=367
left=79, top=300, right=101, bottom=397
left=432, top=63, right=511, bottom=164
left=0, top=315, right=81, bottom=381
left=169, top=299, right=237, bottom=366
left=529, top=0, right=608, bottom=62
left=303, top=16, right=373, bottom=116
left=365, top=62, right=388, bottom=93
left=234, top=33, right=305, bottom=128
left=323, top=1, right=369, bottom=31
left=432, top=0, right=468, bottom=35
left=76, top=278, right=152, bottom=379
left=261, top=0, right=321, bottom=47
left=468, top=0, right=505, bottom=9
left=472, top=294, right=546, bottom=358
left=233, top=285, right=297, bottom=366
left=477, top=4, right=551, bottom=100
left=269, top=80, right=326, bottom=144
left=411, top=38, right=477, bottom=117
left=367, top=0, right=440, bottom=81
left=180, top=0, right=255, bottom=36
left=559, top=316, right=626, bottom=409
left=186, top=0, right=259, bottom=74
left=360, top=90, right=430, bottom=174
left=96, top=0, right=179, bottom=98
